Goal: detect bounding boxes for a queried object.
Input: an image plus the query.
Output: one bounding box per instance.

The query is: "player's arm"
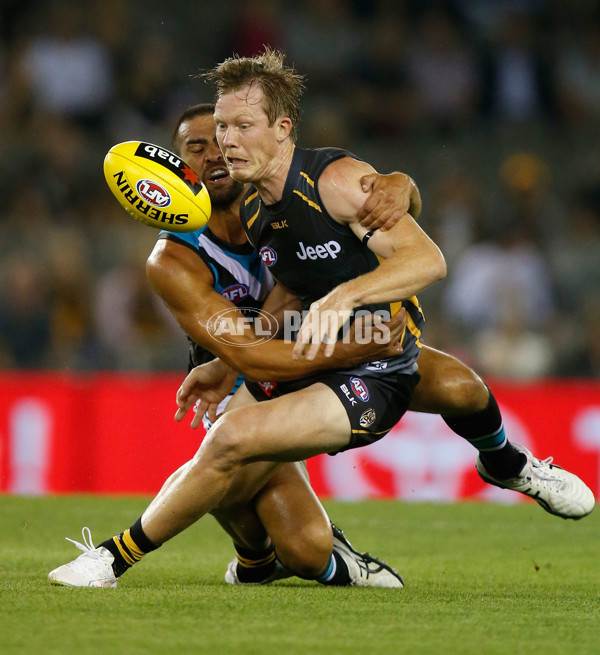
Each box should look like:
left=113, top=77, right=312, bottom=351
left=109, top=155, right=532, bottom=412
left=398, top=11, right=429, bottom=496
left=147, top=238, right=404, bottom=381
left=175, top=304, right=406, bottom=427
left=259, top=282, right=301, bottom=333
left=358, top=171, right=422, bottom=231
left=294, top=157, right=446, bottom=359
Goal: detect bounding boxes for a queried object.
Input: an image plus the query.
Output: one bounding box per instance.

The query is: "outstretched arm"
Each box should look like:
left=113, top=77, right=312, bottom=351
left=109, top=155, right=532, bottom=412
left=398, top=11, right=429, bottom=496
left=293, top=157, right=446, bottom=360
left=147, top=237, right=406, bottom=381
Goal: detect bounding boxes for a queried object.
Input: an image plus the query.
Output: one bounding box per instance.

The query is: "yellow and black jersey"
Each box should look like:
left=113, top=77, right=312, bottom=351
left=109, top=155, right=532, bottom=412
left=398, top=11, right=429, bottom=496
left=240, top=146, right=424, bottom=376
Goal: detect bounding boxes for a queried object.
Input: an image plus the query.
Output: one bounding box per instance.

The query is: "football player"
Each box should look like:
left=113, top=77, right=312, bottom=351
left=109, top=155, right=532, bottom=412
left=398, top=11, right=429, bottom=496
left=48, top=103, right=417, bottom=588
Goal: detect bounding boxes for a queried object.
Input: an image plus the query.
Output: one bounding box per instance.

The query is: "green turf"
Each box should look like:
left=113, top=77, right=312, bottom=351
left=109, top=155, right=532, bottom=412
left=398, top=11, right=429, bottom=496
left=0, top=496, right=598, bottom=655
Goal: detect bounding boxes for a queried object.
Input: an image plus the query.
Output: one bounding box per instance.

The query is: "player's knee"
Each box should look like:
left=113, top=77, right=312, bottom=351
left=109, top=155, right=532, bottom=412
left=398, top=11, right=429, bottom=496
left=191, top=414, right=252, bottom=475
left=275, top=519, right=333, bottom=578
left=444, top=366, right=489, bottom=414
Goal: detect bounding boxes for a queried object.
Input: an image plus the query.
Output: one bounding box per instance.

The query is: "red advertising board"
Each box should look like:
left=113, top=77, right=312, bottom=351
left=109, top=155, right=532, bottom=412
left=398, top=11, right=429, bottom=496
left=1, top=373, right=599, bottom=503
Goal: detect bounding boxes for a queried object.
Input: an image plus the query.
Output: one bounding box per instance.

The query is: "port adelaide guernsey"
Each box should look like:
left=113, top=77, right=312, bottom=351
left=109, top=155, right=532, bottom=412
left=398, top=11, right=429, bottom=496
left=240, top=146, right=424, bottom=375
left=158, top=225, right=275, bottom=386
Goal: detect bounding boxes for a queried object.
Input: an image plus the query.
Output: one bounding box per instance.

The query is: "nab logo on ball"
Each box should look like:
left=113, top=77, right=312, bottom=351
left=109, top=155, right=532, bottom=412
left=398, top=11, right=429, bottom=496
left=136, top=179, right=171, bottom=208
left=134, top=143, right=204, bottom=194
left=350, top=377, right=370, bottom=402
left=259, top=246, right=277, bottom=267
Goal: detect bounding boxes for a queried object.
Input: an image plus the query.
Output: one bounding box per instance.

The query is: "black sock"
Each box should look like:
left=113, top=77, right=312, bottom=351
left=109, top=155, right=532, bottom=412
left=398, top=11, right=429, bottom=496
left=99, top=517, right=159, bottom=578
left=317, top=550, right=350, bottom=586
left=443, top=389, right=526, bottom=479
left=479, top=443, right=527, bottom=480
left=234, top=544, right=277, bottom=583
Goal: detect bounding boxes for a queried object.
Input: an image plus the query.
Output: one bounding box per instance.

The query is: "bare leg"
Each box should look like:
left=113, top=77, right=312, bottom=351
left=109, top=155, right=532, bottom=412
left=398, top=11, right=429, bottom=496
left=208, top=387, right=333, bottom=577
left=212, top=461, right=332, bottom=577
left=141, top=383, right=351, bottom=546
left=410, top=345, right=489, bottom=416
left=254, top=462, right=332, bottom=576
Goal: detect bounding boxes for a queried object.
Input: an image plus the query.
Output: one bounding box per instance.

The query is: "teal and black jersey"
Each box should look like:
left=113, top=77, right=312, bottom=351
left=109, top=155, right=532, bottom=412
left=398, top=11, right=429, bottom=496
left=240, top=146, right=424, bottom=376
left=158, top=226, right=275, bottom=387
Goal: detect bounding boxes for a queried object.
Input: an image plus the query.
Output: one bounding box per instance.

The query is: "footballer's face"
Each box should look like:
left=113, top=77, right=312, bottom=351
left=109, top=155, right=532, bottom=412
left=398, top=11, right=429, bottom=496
left=175, top=113, right=245, bottom=208
left=214, top=84, right=292, bottom=185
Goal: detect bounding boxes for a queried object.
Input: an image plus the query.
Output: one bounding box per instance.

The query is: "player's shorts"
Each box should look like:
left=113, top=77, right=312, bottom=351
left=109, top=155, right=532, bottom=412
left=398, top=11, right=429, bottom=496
left=245, top=368, right=420, bottom=455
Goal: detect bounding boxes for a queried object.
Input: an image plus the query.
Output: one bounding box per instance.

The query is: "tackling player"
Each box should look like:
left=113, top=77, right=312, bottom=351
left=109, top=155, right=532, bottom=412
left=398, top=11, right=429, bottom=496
left=48, top=103, right=417, bottom=588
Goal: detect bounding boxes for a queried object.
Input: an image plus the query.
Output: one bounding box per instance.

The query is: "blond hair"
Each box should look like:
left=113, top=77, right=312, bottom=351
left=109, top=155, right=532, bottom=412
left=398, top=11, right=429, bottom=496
left=204, top=48, right=305, bottom=141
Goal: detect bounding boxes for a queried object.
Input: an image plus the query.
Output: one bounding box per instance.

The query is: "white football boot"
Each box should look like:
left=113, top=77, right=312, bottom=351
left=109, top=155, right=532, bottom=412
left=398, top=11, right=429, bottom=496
left=48, top=527, right=118, bottom=588
left=476, top=443, right=595, bottom=519
left=224, top=557, right=293, bottom=585
left=331, top=525, right=404, bottom=588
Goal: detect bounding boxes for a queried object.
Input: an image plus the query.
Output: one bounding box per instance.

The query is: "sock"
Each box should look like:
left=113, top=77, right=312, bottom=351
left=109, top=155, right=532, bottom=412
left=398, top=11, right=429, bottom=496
left=99, top=517, right=159, bottom=578
left=443, top=389, right=526, bottom=480
left=234, top=544, right=277, bottom=583
left=317, top=551, right=350, bottom=586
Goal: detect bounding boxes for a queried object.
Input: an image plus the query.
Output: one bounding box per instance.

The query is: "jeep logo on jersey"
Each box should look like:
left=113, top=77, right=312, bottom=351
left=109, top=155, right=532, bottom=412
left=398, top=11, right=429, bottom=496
left=350, top=377, right=370, bottom=402
left=296, top=240, right=341, bottom=261
left=136, top=179, right=171, bottom=208
left=222, top=283, right=249, bottom=303
left=259, top=246, right=277, bottom=267
left=207, top=307, right=279, bottom=347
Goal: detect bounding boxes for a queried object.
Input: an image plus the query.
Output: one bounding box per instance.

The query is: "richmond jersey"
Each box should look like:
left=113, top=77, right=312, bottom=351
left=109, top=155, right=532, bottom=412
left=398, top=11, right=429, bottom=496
left=158, top=226, right=275, bottom=389
left=240, top=146, right=424, bottom=376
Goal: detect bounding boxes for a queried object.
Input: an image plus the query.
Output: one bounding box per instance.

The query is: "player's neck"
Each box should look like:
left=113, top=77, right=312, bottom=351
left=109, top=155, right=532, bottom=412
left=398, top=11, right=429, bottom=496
left=254, top=143, right=295, bottom=206
left=207, top=205, right=247, bottom=245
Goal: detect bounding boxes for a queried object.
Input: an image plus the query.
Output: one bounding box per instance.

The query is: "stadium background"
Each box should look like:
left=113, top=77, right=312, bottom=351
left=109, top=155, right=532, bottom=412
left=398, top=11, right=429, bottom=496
left=1, top=0, right=599, bottom=499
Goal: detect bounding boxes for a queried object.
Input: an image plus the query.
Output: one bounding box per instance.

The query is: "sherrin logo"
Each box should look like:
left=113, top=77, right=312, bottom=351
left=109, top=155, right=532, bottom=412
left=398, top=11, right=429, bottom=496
left=350, top=377, right=370, bottom=402
left=136, top=179, right=171, bottom=208
left=111, top=170, right=189, bottom=226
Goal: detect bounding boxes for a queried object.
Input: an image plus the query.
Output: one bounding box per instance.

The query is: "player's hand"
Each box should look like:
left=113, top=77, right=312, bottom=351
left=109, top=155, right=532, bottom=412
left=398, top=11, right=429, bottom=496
left=358, top=172, right=419, bottom=232
left=175, top=360, right=238, bottom=429
left=293, top=286, right=354, bottom=361
left=342, top=307, right=406, bottom=363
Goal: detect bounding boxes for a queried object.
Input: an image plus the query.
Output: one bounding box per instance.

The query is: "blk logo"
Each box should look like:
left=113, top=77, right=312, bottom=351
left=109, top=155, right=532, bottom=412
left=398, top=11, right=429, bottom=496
left=136, top=179, right=171, bottom=208
left=259, top=246, right=277, bottom=267
left=350, top=377, right=370, bottom=402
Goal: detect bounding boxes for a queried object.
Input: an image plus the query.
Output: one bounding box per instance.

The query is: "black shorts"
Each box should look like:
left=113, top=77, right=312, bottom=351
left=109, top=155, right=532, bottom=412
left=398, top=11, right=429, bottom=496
left=244, top=369, right=420, bottom=454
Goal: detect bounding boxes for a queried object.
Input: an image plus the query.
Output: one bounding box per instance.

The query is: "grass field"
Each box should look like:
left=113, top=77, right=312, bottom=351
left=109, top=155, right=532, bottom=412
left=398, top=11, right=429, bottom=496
left=1, top=496, right=598, bottom=655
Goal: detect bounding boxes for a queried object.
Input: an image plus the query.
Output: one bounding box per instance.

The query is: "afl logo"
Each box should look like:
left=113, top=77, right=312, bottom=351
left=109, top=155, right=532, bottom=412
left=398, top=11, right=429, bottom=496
left=258, top=381, right=277, bottom=397
left=350, top=377, right=369, bottom=402
left=222, top=283, right=249, bottom=303
left=136, top=179, right=171, bottom=208
left=259, top=246, right=277, bottom=267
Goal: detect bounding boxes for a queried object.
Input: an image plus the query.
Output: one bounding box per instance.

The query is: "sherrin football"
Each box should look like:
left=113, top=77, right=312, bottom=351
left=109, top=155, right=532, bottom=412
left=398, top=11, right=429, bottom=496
left=103, top=141, right=211, bottom=232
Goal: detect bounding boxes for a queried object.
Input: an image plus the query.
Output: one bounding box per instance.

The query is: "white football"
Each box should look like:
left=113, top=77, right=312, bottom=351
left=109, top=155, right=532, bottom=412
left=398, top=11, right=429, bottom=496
left=103, top=141, right=211, bottom=232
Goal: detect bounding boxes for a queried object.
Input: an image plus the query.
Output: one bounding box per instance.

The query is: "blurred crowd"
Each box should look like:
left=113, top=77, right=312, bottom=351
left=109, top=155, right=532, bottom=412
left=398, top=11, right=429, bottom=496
left=1, top=0, right=600, bottom=379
